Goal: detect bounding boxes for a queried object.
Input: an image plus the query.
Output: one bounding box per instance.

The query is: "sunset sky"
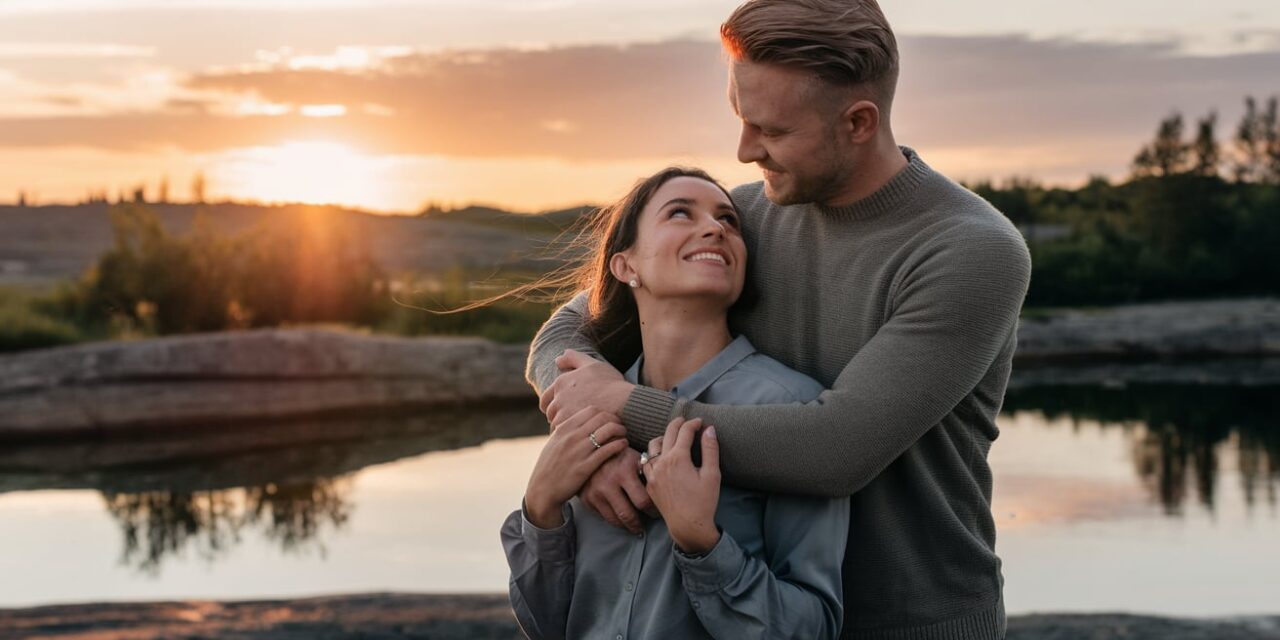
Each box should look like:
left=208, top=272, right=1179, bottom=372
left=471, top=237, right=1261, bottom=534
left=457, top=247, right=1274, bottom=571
left=3, top=0, right=1278, bottom=212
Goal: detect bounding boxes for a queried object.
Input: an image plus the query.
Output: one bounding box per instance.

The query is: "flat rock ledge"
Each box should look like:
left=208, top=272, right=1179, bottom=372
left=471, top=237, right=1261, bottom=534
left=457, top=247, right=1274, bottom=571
left=0, top=594, right=1276, bottom=640
left=3, top=299, right=1277, bottom=436
left=0, top=329, right=532, bottom=437
left=1015, top=298, right=1280, bottom=362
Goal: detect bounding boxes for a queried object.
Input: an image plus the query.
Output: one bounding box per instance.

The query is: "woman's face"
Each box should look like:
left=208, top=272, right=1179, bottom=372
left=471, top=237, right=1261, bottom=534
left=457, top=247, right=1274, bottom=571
left=614, top=176, right=747, bottom=309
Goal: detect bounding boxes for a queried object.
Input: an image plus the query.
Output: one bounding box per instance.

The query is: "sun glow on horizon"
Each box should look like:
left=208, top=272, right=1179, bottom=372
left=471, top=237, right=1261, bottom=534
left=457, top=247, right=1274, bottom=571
left=213, top=140, right=393, bottom=210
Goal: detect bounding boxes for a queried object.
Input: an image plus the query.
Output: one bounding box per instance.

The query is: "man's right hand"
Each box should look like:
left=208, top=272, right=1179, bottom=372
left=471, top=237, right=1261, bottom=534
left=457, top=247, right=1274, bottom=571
left=579, top=447, right=656, bottom=534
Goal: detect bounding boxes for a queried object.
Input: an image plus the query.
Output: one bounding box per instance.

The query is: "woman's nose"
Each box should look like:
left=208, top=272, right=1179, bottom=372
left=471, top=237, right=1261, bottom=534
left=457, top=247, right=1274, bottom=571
left=701, top=218, right=727, bottom=238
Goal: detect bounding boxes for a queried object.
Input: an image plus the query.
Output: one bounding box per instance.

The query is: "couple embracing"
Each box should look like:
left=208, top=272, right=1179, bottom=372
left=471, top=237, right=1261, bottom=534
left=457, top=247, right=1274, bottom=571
left=501, top=1, right=1031, bottom=638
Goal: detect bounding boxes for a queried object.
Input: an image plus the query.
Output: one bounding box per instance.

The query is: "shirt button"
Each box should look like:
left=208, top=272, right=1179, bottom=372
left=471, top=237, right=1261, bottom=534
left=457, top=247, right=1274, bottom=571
left=625, top=582, right=634, bottom=591
left=693, top=601, right=702, bottom=609
left=636, top=532, right=644, bottom=539
left=616, top=635, right=624, bottom=640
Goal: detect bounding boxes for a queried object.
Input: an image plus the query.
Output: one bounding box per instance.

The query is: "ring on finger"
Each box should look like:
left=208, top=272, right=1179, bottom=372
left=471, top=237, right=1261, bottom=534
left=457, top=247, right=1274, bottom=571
left=589, top=431, right=603, bottom=449
left=639, top=450, right=661, bottom=466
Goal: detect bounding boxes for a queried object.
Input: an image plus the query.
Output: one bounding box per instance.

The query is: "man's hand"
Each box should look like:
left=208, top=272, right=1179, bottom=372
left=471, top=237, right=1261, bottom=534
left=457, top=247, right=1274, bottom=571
left=578, top=448, right=655, bottom=535
left=643, top=417, right=722, bottom=555
left=539, top=349, right=634, bottom=427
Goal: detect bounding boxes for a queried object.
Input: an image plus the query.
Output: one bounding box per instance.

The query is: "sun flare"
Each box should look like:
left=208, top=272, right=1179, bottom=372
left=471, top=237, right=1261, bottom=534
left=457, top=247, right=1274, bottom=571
left=214, top=140, right=390, bottom=210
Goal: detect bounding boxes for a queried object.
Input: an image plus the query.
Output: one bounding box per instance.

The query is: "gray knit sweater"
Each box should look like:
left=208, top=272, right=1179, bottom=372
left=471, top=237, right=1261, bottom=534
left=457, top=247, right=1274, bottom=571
left=526, top=148, right=1031, bottom=640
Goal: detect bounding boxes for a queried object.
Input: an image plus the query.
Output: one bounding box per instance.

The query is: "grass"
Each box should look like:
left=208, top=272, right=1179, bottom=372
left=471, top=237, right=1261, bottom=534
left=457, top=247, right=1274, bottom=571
left=0, top=287, right=86, bottom=352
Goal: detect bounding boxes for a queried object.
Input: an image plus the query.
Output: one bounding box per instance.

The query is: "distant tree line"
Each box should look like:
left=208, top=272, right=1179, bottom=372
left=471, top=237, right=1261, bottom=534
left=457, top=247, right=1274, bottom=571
left=15, top=171, right=209, bottom=207
left=971, top=94, right=1280, bottom=307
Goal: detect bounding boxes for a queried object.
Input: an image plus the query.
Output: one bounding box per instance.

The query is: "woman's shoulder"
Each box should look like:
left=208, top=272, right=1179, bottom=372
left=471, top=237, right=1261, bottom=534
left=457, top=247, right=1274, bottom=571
left=713, top=351, right=825, bottom=405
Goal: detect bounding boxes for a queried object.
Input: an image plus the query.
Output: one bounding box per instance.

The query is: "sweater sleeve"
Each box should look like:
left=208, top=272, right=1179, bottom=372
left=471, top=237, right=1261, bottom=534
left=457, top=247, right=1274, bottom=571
left=620, top=226, right=1031, bottom=496
left=525, top=290, right=604, bottom=395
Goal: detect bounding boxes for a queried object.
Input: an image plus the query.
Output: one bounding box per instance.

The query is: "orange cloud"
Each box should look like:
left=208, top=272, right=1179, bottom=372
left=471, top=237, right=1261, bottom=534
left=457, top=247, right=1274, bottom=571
left=2, top=35, right=1278, bottom=181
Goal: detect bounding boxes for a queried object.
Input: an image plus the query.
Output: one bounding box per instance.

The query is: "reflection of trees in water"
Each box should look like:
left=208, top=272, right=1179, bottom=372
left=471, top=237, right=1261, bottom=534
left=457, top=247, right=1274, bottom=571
left=103, top=476, right=351, bottom=574
left=1002, top=385, right=1279, bottom=515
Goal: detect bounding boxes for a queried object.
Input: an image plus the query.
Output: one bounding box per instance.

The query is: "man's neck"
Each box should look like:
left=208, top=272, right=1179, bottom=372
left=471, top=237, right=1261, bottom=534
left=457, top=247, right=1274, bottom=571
left=822, top=135, right=909, bottom=208
left=635, top=300, right=733, bottom=391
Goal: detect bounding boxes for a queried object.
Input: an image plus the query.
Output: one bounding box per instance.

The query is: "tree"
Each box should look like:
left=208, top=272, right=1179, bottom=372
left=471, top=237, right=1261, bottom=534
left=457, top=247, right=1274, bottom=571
left=158, top=176, right=170, bottom=204
left=1233, top=95, right=1279, bottom=183
left=1133, top=113, right=1190, bottom=177
left=191, top=171, right=207, bottom=204
left=132, top=184, right=147, bottom=204
left=16, top=190, right=26, bottom=207
left=1190, top=112, right=1220, bottom=177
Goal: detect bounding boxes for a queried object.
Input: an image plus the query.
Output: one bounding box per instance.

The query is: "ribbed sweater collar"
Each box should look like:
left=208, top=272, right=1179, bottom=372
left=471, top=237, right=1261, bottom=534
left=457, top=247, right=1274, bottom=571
left=816, top=146, right=932, bottom=222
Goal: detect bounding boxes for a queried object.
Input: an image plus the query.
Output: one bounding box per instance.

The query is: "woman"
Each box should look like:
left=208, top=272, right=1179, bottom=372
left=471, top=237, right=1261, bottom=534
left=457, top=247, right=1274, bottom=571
left=501, top=167, right=848, bottom=639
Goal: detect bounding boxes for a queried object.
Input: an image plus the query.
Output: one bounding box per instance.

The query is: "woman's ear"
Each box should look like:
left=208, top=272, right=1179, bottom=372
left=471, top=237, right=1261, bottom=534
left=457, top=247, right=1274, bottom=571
left=609, top=252, right=634, bottom=285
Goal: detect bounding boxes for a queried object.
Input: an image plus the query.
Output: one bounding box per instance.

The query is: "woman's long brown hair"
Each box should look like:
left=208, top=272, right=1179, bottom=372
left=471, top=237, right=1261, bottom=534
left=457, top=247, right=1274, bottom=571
left=436, top=166, right=744, bottom=370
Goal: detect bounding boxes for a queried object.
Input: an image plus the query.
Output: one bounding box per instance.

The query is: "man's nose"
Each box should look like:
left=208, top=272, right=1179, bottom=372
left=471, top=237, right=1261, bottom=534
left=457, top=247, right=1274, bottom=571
left=737, top=124, right=765, bottom=164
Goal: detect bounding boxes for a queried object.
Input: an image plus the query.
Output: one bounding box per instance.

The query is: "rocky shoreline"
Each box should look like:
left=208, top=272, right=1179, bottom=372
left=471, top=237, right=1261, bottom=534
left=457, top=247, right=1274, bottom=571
left=1, top=298, right=1277, bottom=437
left=1, top=593, right=1277, bottom=640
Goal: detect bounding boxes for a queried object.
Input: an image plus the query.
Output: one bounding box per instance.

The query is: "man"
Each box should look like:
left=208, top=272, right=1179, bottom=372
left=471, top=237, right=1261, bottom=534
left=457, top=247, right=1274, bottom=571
left=528, top=0, right=1030, bottom=638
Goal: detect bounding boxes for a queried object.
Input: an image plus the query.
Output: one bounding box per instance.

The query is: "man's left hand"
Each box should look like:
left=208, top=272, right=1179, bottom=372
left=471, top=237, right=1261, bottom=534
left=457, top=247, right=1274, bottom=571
left=540, top=349, right=634, bottom=427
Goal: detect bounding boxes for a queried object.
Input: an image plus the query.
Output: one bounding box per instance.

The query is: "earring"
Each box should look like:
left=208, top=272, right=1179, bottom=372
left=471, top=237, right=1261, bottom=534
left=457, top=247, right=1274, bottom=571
left=628, top=279, right=639, bottom=288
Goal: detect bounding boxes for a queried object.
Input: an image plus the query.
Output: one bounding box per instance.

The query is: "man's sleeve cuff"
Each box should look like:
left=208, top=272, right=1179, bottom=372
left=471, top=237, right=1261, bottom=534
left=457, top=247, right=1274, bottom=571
left=520, top=501, right=576, bottom=564
left=622, top=386, right=681, bottom=447
left=672, top=531, right=746, bottom=595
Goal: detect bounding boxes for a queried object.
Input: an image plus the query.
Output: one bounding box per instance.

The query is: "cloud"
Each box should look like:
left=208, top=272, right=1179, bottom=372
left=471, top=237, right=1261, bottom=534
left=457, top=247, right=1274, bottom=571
left=1, top=34, right=1278, bottom=180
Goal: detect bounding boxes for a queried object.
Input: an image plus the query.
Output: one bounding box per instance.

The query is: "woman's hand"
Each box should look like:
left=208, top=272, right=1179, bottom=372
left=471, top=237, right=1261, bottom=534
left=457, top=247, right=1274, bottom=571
left=643, top=417, right=722, bottom=555
left=525, top=407, right=629, bottom=529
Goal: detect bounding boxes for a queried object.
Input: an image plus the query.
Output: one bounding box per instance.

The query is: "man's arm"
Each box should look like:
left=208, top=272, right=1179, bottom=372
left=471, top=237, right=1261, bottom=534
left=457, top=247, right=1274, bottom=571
left=526, top=290, right=602, bottom=395
left=526, top=290, right=653, bottom=532
left=622, top=228, right=1031, bottom=497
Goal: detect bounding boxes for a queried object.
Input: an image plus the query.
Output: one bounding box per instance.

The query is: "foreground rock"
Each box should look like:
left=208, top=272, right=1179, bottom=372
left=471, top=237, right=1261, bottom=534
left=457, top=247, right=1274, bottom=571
left=0, top=329, right=531, bottom=437
left=1, top=594, right=1276, bottom=640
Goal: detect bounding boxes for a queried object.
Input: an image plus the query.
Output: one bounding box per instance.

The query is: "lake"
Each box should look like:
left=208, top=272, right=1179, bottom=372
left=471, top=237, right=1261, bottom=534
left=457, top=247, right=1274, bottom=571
left=0, top=381, right=1276, bottom=616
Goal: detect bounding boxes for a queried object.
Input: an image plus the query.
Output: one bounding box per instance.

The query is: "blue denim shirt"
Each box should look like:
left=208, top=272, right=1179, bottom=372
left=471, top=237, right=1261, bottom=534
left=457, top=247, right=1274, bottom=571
left=502, top=335, right=849, bottom=639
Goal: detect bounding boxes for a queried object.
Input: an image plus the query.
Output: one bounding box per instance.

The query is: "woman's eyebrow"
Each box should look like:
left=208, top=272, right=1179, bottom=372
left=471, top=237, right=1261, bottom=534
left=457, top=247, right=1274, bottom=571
left=659, top=197, right=696, bottom=209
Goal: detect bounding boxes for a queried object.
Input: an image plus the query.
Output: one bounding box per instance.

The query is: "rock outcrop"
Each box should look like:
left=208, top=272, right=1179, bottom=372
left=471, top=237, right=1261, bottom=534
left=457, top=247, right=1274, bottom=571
left=1015, top=298, right=1280, bottom=361
left=0, top=329, right=532, bottom=437
left=4, top=299, right=1279, bottom=437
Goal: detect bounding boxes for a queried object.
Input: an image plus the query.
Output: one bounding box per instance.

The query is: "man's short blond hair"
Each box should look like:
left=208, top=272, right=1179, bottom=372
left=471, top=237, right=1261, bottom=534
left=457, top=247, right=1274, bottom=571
left=721, top=0, right=899, bottom=109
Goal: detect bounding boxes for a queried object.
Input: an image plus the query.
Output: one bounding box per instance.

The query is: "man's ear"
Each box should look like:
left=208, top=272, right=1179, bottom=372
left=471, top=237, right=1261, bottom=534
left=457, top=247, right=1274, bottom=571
left=841, top=99, right=881, bottom=144
left=609, top=252, right=634, bottom=284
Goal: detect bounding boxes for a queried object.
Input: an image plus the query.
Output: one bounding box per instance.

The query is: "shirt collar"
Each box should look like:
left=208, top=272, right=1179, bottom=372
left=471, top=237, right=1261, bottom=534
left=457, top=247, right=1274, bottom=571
left=623, top=334, right=757, bottom=400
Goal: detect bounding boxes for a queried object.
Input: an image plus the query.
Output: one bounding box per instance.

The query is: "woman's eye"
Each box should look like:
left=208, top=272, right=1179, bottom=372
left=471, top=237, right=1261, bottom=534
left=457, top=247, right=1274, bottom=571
left=670, top=208, right=690, bottom=219
left=719, top=214, right=740, bottom=227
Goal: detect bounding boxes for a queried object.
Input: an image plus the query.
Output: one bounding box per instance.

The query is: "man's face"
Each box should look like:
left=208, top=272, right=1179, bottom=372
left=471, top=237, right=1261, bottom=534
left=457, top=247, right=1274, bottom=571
left=728, top=60, right=852, bottom=206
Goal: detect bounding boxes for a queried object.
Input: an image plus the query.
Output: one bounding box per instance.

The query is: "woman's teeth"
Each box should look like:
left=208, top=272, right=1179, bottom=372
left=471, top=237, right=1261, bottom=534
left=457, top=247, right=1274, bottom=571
left=686, top=252, right=726, bottom=264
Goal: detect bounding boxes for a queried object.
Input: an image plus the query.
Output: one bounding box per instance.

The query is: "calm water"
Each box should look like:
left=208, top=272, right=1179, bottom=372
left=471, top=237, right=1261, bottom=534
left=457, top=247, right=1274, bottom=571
left=0, top=383, right=1276, bottom=616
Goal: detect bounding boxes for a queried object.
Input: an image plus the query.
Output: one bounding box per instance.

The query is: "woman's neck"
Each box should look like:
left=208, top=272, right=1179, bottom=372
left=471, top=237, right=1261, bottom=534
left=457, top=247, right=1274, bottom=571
left=636, top=299, right=733, bottom=391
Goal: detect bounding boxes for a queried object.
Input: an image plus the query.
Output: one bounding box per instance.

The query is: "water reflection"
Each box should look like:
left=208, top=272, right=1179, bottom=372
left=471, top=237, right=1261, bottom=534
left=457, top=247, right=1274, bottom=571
left=103, top=477, right=352, bottom=574
left=0, top=404, right=547, bottom=575
left=3, top=384, right=1276, bottom=580
left=1002, top=384, right=1280, bottom=515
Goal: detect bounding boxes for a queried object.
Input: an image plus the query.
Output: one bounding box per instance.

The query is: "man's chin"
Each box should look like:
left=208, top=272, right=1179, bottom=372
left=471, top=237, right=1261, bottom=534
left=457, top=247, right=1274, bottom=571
left=762, top=180, right=801, bottom=206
